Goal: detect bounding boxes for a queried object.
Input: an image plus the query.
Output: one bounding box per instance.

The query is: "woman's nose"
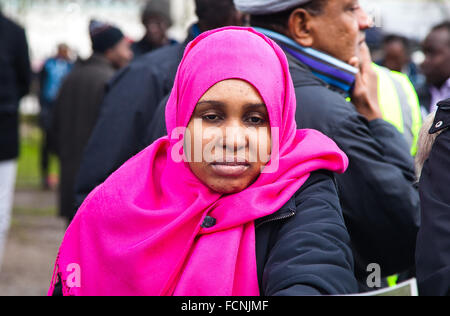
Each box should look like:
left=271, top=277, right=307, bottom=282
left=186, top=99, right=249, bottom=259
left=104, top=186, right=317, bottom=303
left=223, top=124, right=247, bottom=152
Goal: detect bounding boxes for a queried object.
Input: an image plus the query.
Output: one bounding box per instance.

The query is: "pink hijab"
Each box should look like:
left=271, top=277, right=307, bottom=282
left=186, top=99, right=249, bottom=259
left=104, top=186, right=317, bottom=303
left=49, top=27, right=348, bottom=296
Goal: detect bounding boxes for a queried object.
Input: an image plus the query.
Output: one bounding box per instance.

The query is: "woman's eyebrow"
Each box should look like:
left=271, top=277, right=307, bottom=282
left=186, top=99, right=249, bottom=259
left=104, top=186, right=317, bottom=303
left=196, top=101, right=267, bottom=112
left=196, top=101, right=226, bottom=109
left=243, top=103, right=267, bottom=111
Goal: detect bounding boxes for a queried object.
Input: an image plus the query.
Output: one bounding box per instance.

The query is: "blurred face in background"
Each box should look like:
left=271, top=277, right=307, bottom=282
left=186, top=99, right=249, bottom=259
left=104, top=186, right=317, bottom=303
left=106, top=38, right=133, bottom=69
left=195, top=0, right=246, bottom=31
left=57, top=44, right=71, bottom=60
left=145, top=14, right=170, bottom=47
left=422, top=28, right=450, bottom=88
left=383, top=40, right=409, bottom=72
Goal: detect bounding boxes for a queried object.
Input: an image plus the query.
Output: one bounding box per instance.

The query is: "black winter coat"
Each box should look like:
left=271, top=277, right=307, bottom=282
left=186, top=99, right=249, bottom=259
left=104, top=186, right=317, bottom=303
left=0, top=13, right=31, bottom=161
left=286, top=54, right=420, bottom=281
left=255, top=171, right=357, bottom=295
left=416, top=98, right=450, bottom=296
left=54, top=171, right=358, bottom=296
left=52, top=55, right=116, bottom=220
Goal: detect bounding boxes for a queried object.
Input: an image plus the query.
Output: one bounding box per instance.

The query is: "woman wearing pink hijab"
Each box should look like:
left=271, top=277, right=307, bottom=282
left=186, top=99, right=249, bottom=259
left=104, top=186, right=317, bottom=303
left=49, top=27, right=357, bottom=296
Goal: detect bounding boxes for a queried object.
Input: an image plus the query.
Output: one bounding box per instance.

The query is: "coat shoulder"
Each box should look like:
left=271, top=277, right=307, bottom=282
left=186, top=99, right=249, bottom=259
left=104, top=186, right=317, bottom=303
left=0, top=14, right=25, bottom=34
left=255, top=170, right=356, bottom=295
left=129, top=43, right=183, bottom=75
left=105, top=43, right=184, bottom=96
left=256, top=170, right=336, bottom=226
left=288, top=62, right=358, bottom=133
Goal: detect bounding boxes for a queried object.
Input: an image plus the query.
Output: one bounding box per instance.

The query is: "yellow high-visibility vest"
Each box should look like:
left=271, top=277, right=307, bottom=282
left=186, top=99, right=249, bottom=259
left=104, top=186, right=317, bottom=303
left=372, top=64, right=423, bottom=156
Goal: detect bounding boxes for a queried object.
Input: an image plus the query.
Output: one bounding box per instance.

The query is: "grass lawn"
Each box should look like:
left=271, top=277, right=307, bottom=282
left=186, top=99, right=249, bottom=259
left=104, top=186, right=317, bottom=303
left=16, top=119, right=59, bottom=190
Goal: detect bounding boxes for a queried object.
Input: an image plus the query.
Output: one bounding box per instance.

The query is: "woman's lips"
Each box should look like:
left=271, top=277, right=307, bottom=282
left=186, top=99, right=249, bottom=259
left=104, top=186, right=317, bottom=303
left=210, top=161, right=250, bottom=177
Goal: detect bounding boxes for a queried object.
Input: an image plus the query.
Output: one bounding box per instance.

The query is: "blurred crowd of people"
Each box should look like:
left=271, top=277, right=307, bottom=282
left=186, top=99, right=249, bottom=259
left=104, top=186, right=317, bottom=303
left=1, top=0, right=450, bottom=296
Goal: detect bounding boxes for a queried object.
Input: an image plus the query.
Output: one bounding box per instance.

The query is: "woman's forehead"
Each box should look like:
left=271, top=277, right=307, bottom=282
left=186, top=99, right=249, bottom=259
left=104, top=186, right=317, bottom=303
left=199, top=79, right=264, bottom=104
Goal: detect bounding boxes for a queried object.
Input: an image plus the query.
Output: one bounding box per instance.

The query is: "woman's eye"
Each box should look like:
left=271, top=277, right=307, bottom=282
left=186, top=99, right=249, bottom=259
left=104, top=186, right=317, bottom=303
left=246, top=116, right=265, bottom=125
left=203, top=114, right=221, bottom=122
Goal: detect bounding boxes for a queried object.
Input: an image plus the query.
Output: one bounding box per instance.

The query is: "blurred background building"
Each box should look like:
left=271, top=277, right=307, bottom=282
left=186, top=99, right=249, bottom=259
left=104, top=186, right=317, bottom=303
left=1, top=0, right=195, bottom=61
left=1, top=0, right=449, bottom=62
left=361, top=0, right=450, bottom=39
left=0, top=0, right=196, bottom=114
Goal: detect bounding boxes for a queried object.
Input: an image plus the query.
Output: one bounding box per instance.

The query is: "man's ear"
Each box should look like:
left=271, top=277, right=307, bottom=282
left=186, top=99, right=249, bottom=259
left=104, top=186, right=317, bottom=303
left=104, top=47, right=115, bottom=60
left=287, top=8, right=314, bottom=47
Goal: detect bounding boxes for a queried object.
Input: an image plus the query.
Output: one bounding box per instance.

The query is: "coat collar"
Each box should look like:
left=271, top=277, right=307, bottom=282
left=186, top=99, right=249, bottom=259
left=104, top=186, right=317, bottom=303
left=254, top=27, right=358, bottom=97
left=430, top=98, right=450, bottom=134
left=86, top=54, right=114, bottom=69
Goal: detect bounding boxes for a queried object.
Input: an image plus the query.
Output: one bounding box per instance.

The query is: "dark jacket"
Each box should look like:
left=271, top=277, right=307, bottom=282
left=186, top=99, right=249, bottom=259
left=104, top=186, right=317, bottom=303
left=131, top=36, right=178, bottom=59
left=147, top=49, right=421, bottom=282
left=0, top=13, right=31, bottom=161
left=417, top=84, right=432, bottom=114
left=416, top=98, right=450, bottom=296
left=54, top=171, right=358, bottom=296
left=286, top=54, right=420, bottom=281
left=74, top=28, right=196, bottom=208
left=52, top=54, right=116, bottom=220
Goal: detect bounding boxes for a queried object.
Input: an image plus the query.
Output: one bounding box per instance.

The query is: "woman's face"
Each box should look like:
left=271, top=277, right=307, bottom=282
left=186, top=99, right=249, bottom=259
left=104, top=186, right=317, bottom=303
left=185, top=79, right=272, bottom=194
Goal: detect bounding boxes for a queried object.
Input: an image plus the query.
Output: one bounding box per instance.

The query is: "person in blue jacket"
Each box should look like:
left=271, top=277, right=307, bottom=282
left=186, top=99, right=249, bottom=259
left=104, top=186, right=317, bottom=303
left=39, top=43, right=73, bottom=189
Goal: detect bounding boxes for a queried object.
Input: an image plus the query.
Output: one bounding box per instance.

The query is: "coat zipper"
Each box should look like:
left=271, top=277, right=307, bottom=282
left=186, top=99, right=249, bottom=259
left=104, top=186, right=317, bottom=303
left=255, top=210, right=296, bottom=229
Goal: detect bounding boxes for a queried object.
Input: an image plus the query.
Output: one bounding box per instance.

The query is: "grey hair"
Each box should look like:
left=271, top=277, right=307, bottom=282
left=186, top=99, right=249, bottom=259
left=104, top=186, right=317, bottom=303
left=415, top=112, right=443, bottom=180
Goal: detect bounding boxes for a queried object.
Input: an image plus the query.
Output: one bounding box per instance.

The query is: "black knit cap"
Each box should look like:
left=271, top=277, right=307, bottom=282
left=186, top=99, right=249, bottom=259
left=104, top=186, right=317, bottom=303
left=89, top=20, right=125, bottom=53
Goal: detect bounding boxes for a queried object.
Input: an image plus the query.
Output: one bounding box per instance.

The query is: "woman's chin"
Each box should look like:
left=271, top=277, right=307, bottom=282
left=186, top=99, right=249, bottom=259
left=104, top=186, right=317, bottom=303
left=207, top=181, right=250, bottom=195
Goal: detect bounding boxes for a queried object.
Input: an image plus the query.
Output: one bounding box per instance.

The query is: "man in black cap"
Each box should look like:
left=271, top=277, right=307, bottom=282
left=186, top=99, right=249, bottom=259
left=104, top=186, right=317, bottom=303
left=88, top=20, right=133, bottom=70
left=74, top=0, right=244, bottom=211
left=52, top=20, right=133, bottom=224
left=228, top=0, right=419, bottom=289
